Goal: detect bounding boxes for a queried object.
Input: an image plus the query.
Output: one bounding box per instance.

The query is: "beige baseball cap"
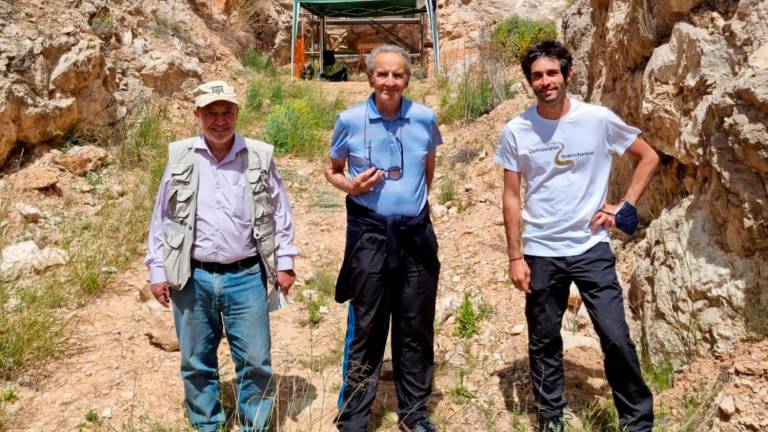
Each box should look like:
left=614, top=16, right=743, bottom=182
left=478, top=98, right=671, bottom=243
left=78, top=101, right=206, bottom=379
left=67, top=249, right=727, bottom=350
left=193, top=80, right=239, bottom=108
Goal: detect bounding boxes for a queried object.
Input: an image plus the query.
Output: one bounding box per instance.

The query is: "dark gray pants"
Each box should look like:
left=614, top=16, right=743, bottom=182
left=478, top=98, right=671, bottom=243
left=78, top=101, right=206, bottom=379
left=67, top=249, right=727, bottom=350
left=525, top=242, right=653, bottom=432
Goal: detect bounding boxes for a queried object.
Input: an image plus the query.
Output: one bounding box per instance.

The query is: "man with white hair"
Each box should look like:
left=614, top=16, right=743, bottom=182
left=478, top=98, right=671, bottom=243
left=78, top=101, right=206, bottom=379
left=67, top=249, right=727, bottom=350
left=325, top=45, right=442, bottom=432
left=145, top=80, right=298, bottom=431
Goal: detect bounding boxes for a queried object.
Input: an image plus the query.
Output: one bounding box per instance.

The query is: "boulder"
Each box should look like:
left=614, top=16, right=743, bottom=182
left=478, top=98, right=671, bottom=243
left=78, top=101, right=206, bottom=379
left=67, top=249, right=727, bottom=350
left=145, top=330, right=180, bottom=352
left=0, top=241, right=68, bottom=280
left=15, top=203, right=43, bottom=222
left=57, top=144, right=108, bottom=176
left=14, top=164, right=61, bottom=190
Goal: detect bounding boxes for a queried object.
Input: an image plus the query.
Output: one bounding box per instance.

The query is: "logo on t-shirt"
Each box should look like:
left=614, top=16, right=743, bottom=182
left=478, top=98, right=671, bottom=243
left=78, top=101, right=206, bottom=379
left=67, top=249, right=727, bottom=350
left=553, top=142, right=574, bottom=167
left=527, top=142, right=595, bottom=168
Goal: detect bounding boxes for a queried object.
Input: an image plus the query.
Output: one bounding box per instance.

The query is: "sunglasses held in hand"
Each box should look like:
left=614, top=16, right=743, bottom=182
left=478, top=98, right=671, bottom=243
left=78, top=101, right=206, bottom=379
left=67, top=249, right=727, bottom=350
left=366, top=135, right=404, bottom=181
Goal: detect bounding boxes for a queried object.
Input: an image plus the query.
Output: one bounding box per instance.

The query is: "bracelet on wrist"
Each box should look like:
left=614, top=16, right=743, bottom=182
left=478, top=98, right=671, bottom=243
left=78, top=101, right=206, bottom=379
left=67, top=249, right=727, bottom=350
left=509, top=256, right=523, bottom=262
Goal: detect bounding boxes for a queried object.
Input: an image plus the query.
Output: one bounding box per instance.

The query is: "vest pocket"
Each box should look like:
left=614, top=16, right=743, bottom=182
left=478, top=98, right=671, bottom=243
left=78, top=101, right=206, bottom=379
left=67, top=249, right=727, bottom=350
left=169, top=187, right=194, bottom=220
left=163, top=225, right=187, bottom=288
left=164, top=227, right=185, bottom=249
left=170, top=163, right=193, bottom=185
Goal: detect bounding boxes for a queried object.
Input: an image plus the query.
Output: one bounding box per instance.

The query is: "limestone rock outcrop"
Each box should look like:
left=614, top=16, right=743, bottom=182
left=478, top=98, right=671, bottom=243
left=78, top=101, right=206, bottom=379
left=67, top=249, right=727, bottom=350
left=563, top=0, right=768, bottom=363
left=0, top=13, right=115, bottom=166
left=0, top=0, right=249, bottom=168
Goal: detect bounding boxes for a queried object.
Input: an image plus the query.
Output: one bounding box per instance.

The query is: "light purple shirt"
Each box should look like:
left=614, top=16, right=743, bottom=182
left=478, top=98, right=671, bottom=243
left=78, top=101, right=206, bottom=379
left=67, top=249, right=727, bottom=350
left=144, top=134, right=298, bottom=284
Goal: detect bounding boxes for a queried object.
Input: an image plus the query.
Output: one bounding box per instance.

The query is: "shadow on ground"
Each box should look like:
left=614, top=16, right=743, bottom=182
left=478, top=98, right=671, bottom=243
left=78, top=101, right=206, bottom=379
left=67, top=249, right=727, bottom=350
left=218, top=374, right=317, bottom=431
left=494, top=355, right=612, bottom=419
left=369, top=359, right=445, bottom=431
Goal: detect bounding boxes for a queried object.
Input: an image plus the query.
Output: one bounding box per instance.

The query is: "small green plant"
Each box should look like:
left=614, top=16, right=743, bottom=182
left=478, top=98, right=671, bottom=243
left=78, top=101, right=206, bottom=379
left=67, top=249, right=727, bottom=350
left=438, top=176, right=456, bottom=204
left=642, top=357, right=675, bottom=393
left=263, top=99, right=324, bottom=155
left=241, top=49, right=276, bottom=75
left=490, top=16, right=558, bottom=63
left=448, top=370, right=476, bottom=404
left=85, top=409, right=100, bottom=423
left=456, top=293, right=480, bottom=339
left=305, top=267, right=337, bottom=298
left=1, top=385, right=15, bottom=401
left=307, top=298, right=323, bottom=327
left=438, top=58, right=516, bottom=124
left=576, top=400, right=620, bottom=432
left=477, top=300, right=494, bottom=320
left=440, top=74, right=493, bottom=123
left=84, top=168, right=105, bottom=187
left=238, top=74, right=344, bottom=157
left=89, top=11, right=114, bottom=38
left=118, top=102, right=173, bottom=170
left=0, top=282, right=66, bottom=379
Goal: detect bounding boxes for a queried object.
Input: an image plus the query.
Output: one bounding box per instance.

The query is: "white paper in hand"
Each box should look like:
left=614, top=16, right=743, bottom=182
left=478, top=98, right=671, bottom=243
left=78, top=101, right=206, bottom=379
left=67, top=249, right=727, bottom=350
left=268, top=288, right=289, bottom=312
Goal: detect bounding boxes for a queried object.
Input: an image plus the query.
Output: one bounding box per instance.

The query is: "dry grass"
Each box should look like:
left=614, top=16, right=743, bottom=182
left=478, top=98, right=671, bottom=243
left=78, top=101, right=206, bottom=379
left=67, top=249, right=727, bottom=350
left=0, top=102, right=173, bottom=381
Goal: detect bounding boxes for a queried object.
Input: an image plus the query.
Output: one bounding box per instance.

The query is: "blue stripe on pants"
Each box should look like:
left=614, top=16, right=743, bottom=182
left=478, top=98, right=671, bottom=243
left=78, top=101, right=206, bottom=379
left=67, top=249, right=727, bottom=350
left=338, top=303, right=356, bottom=409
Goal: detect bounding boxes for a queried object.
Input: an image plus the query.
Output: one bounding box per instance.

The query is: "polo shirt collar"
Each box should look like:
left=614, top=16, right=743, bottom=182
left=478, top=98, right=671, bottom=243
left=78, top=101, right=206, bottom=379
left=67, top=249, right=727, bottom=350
left=195, top=133, right=246, bottom=165
left=367, top=93, right=412, bottom=121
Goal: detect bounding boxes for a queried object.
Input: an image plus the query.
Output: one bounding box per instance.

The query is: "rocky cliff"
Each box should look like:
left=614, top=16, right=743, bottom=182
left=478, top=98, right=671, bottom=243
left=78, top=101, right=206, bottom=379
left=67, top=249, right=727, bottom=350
left=0, top=0, right=274, bottom=168
left=562, top=0, right=767, bottom=362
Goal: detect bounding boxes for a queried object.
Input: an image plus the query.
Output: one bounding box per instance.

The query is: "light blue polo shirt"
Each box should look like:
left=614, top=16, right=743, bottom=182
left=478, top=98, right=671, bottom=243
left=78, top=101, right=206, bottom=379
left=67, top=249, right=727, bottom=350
left=330, top=94, right=442, bottom=217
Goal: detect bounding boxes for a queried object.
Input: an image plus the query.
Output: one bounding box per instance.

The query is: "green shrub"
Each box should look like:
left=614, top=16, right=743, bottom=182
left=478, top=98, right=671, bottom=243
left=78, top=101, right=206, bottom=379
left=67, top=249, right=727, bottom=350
left=440, top=74, right=491, bottom=123
left=448, top=383, right=476, bottom=404
left=307, top=298, right=323, bottom=327
left=577, top=400, right=620, bottom=432
left=642, top=358, right=675, bottom=393
left=88, top=12, right=114, bottom=38
left=306, top=267, right=337, bottom=298
left=263, top=88, right=343, bottom=156
left=264, top=99, right=323, bottom=156
left=491, top=16, right=558, bottom=63
left=238, top=75, right=343, bottom=156
left=241, top=49, right=276, bottom=75
left=118, top=102, right=173, bottom=172
left=456, top=293, right=480, bottom=339
left=439, top=63, right=516, bottom=124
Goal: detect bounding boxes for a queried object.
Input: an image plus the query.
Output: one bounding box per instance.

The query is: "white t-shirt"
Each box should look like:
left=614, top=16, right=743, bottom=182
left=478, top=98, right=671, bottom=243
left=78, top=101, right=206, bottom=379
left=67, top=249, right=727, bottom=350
left=495, top=99, right=640, bottom=257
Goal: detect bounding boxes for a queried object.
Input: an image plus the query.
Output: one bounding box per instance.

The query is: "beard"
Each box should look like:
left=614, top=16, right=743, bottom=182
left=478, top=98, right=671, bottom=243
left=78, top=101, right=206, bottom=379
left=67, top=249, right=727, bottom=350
left=533, top=78, right=568, bottom=105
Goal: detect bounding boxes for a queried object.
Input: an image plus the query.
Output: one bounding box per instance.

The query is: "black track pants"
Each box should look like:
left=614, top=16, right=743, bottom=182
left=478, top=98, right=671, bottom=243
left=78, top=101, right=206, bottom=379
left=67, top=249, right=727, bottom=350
left=525, top=242, right=654, bottom=432
left=335, top=231, right=439, bottom=431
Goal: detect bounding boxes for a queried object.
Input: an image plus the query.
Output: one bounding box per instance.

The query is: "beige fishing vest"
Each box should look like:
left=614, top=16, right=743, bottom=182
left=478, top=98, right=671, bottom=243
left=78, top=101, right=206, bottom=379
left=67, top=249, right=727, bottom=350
left=162, top=137, right=279, bottom=290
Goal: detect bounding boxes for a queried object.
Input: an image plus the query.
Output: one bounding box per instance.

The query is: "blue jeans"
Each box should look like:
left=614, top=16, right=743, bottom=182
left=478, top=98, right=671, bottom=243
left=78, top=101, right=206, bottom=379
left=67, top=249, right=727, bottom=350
left=171, top=260, right=274, bottom=432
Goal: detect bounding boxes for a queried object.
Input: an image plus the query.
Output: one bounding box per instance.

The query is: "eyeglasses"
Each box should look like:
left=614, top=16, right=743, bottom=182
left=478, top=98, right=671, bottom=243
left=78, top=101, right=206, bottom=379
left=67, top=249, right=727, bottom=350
left=366, top=134, right=403, bottom=181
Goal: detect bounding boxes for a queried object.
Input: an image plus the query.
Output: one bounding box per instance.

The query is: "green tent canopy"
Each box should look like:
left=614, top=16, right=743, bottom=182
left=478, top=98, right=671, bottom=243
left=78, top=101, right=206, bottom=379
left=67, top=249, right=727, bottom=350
left=300, top=0, right=429, bottom=17
left=290, top=0, right=441, bottom=76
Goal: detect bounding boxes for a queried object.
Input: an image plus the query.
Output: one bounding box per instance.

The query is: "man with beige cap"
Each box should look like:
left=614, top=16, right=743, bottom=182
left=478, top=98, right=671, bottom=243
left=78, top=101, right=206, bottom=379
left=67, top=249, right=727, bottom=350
left=145, top=80, right=298, bottom=431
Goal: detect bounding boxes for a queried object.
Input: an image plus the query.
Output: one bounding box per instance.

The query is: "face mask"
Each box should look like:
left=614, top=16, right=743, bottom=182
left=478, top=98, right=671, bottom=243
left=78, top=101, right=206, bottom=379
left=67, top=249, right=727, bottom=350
left=615, top=201, right=639, bottom=235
